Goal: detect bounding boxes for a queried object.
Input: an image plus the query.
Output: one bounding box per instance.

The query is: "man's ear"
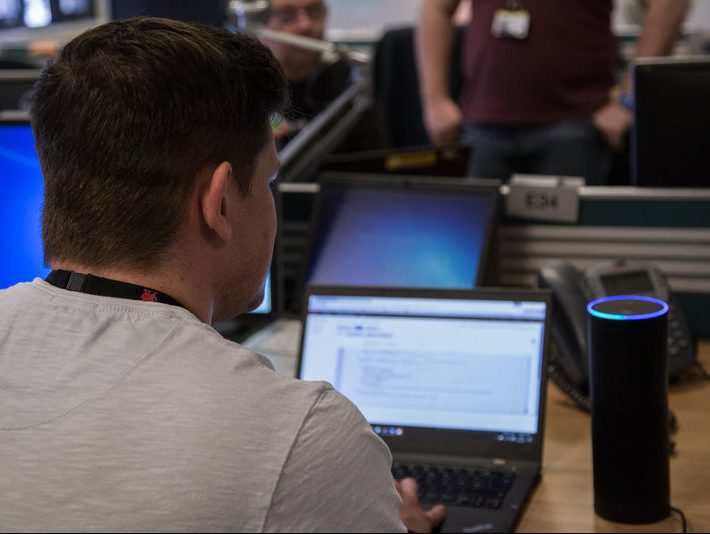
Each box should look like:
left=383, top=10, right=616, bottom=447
left=200, top=161, right=234, bottom=242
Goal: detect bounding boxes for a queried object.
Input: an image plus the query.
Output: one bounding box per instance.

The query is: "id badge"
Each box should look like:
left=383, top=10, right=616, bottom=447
left=491, top=8, right=530, bottom=40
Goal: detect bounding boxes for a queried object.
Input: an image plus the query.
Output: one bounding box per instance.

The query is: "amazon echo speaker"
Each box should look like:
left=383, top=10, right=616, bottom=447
left=587, top=295, right=670, bottom=523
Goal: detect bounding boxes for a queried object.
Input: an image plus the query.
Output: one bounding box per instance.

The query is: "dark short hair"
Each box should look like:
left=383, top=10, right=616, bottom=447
left=31, top=17, right=287, bottom=269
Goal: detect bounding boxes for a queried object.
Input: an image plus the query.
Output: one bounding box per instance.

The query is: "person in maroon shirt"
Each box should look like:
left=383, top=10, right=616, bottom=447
left=417, top=0, right=690, bottom=184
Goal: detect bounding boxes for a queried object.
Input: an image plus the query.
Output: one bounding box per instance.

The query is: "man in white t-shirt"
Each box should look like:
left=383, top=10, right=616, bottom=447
left=0, top=17, right=444, bottom=533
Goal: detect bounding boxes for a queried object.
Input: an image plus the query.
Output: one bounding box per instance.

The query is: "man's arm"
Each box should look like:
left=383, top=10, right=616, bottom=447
left=594, top=0, right=691, bottom=150
left=632, top=0, right=691, bottom=69
left=415, top=0, right=463, bottom=146
left=262, top=388, right=444, bottom=533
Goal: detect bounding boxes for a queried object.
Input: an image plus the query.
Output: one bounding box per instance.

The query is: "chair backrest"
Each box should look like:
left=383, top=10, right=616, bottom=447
left=372, top=25, right=465, bottom=148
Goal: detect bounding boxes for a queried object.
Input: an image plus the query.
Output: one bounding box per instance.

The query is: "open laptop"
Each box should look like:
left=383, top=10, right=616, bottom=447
left=297, top=285, right=552, bottom=533
left=295, top=173, right=500, bottom=311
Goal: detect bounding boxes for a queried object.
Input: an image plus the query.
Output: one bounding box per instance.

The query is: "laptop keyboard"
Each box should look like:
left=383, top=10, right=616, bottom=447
left=392, top=463, right=516, bottom=509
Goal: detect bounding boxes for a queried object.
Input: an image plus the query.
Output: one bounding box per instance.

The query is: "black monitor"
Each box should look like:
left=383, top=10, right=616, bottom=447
left=631, top=56, right=710, bottom=187
left=0, top=115, right=49, bottom=289
left=299, top=172, right=500, bottom=306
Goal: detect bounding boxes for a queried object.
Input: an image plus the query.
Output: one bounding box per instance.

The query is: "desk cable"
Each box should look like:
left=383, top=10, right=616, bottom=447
left=691, top=360, right=710, bottom=381
left=670, top=505, right=688, bottom=533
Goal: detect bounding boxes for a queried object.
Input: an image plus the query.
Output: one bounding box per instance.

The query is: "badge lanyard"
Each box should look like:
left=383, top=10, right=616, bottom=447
left=45, top=270, right=187, bottom=310
left=491, top=0, right=531, bottom=40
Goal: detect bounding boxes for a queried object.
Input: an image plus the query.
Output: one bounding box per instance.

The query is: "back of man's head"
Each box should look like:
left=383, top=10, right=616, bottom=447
left=31, top=17, right=287, bottom=270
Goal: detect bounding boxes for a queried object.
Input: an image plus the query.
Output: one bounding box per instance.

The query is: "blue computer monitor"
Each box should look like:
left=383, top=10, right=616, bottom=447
left=0, top=117, right=49, bottom=289
left=303, top=173, right=499, bottom=292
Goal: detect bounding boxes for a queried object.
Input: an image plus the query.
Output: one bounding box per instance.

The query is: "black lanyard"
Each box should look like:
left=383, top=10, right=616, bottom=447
left=45, top=270, right=186, bottom=310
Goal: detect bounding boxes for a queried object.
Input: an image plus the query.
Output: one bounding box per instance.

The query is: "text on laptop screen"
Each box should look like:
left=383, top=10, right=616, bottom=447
left=0, top=122, right=49, bottom=290
left=300, top=294, right=546, bottom=435
left=306, top=183, right=495, bottom=288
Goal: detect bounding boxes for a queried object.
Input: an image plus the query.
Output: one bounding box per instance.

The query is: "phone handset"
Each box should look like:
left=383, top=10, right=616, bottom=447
left=585, top=260, right=697, bottom=374
left=538, top=259, right=698, bottom=412
left=537, top=260, right=592, bottom=410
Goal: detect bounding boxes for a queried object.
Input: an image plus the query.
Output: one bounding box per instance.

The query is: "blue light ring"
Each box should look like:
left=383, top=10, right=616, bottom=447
left=587, top=295, right=669, bottom=321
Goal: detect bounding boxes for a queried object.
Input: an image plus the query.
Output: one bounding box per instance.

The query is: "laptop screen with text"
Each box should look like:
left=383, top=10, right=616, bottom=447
left=299, top=288, right=548, bottom=438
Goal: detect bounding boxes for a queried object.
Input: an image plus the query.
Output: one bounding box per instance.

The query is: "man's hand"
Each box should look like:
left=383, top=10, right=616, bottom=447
left=395, top=477, right=447, bottom=533
left=593, top=102, right=633, bottom=151
left=423, top=96, right=463, bottom=146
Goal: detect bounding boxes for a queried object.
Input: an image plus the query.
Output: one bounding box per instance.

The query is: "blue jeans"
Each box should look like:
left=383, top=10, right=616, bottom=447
left=462, top=120, right=612, bottom=185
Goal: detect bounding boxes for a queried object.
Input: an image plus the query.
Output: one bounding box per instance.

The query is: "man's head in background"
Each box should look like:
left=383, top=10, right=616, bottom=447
left=263, top=0, right=328, bottom=81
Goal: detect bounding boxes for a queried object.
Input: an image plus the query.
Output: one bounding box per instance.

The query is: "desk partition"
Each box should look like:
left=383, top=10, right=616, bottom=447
left=279, top=183, right=710, bottom=337
left=496, top=187, right=710, bottom=338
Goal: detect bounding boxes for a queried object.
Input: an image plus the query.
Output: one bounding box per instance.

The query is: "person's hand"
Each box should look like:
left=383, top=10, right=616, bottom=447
left=422, top=96, right=463, bottom=146
left=593, top=102, right=633, bottom=151
left=395, top=477, right=447, bottom=533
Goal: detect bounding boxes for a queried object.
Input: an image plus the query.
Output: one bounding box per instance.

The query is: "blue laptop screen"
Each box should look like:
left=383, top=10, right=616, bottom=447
left=0, top=123, right=49, bottom=290
left=306, top=182, right=495, bottom=289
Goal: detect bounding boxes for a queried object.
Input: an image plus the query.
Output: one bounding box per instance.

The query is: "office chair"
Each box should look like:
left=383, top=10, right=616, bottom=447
left=372, top=25, right=465, bottom=148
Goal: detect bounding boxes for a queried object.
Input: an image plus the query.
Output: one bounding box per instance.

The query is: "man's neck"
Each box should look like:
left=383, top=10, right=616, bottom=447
left=50, top=261, right=214, bottom=324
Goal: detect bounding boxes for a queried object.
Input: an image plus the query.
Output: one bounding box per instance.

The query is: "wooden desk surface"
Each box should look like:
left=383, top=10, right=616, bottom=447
left=517, top=340, right=710, bottom=533
left=246, top=325, right=709, bottom=532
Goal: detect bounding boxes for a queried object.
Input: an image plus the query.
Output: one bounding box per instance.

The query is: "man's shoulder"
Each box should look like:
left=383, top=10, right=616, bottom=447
left=163, top=322, right=341, bottom=415
left=263, top=377, right=403, bottom=532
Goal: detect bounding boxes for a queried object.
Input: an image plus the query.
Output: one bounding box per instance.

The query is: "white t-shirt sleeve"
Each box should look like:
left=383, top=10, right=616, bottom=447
left=262, top=387, right=406, bottom=533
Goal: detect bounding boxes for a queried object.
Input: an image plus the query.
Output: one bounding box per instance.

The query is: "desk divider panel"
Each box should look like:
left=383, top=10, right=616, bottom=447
left=280, top=184, right=710, bottom=337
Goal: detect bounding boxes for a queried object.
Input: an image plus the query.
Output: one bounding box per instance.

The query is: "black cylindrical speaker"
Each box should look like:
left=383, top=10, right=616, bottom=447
left=587, top=295, right=670, bottom=524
